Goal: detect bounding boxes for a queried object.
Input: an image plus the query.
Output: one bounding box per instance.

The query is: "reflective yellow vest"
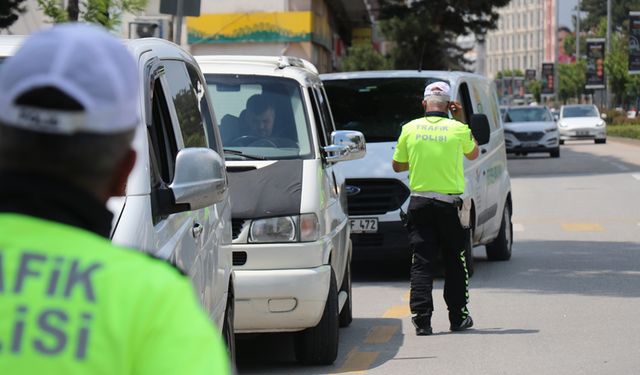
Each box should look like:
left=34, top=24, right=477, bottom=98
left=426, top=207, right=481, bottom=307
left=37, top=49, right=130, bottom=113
left=393, top=116, right=476, bottom=194
left=0, top=213, right=230, bottom=374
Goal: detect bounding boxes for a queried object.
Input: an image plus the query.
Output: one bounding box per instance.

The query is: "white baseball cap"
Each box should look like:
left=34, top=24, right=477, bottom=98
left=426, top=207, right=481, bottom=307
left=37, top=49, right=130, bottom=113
left=423, top=81, right=451, bottom=100
left=0, top=23, right=139, bottom=135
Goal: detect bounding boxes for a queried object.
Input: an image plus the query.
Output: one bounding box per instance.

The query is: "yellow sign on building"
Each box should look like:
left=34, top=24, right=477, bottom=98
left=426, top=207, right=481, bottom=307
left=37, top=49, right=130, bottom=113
left=188, top=12, right=313, bottom=44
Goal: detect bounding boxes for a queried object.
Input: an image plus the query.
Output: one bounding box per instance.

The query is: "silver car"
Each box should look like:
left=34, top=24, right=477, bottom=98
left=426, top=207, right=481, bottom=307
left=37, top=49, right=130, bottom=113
left=503, top=106, right=560, bottom=158
left=558, top=104, right=607, bottom=144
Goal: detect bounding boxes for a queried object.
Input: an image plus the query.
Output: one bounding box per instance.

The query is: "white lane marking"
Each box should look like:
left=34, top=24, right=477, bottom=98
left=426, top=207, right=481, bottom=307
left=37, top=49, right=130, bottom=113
left=611, top=162, right=629, bottom=171
left=513, top=223, right=524, bottom=232
left=632, top=174, right=640, bottom=181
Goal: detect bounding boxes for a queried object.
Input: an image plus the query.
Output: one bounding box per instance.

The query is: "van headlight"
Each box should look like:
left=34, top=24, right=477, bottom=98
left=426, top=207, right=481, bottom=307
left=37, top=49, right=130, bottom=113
left=596, top=120, right=605, bottom=127
left=249, top=214, right=319, bottom=243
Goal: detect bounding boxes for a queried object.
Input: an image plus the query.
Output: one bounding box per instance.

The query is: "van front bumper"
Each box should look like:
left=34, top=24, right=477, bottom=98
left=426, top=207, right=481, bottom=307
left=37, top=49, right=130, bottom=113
left=233, top=265, right=331, bottom=333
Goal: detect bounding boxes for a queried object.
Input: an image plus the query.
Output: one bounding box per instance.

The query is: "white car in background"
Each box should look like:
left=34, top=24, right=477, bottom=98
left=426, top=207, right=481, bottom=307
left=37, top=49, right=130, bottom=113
left=558, top=104, right=607, bottom=144
left=503, top=106, right=560, bottom=158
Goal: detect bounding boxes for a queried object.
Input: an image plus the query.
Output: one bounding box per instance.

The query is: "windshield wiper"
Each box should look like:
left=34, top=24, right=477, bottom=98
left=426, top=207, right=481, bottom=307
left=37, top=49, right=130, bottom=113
left=223, top=148, right=267, bottom=160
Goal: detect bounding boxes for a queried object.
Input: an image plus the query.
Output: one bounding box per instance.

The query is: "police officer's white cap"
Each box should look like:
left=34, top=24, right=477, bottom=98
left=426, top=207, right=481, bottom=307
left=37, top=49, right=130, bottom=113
left=0, top=23, right=139, bottom=135
left=424, top=81, right=451, bottom=100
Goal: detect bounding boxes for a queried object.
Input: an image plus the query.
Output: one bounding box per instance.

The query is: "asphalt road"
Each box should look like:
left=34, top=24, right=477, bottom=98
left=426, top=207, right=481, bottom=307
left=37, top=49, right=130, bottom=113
left=235, top=138, right=640, bottom=375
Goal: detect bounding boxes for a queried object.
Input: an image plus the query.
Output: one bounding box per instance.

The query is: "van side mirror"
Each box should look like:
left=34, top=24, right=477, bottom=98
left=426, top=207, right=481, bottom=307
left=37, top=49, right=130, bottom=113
left=324, top=130, right=366, bottom=163
left=470, top=114, right=491, bottom=146
left=153, top=148, right=227, bottom=216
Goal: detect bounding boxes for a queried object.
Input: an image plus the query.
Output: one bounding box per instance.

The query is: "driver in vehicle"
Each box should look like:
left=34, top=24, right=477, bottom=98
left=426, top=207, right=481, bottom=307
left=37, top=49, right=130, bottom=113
left=246, top=94, right=276, bottom=138
left=230, top=94, right=298, bottom=148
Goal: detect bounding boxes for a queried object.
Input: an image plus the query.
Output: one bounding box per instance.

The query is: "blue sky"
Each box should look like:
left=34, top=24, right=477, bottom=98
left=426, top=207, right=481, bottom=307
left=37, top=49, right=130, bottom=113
left=559, top=0, right=579, bottom=30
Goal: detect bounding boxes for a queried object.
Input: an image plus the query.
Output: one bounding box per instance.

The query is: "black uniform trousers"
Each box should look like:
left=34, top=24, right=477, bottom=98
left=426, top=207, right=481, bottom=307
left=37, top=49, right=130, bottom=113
left=406, top=196, right=470, bottom=325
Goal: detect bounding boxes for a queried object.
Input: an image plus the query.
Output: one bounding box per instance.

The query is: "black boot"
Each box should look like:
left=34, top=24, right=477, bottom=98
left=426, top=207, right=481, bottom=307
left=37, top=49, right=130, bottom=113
left=450, top=315, right=473, bottom=332
left=412, top=314, right=433, bottom=336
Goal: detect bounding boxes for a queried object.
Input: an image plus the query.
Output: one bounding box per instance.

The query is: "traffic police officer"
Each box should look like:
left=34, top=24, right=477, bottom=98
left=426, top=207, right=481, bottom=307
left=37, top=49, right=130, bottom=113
left=392, top=81, right=479, bottom=335
left=0, top=24, right=230, bottom=373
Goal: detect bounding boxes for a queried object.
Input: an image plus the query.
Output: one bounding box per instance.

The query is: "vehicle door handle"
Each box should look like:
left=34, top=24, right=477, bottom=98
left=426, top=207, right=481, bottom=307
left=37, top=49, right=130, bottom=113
left=192, top=222, right=204, bottom=238
left=481, top=148, right=487, bottom=154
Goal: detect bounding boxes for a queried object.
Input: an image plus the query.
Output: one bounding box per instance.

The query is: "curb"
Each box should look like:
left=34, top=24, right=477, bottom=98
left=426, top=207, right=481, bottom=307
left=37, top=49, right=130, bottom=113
left=608, top=136, right=640, bottom=147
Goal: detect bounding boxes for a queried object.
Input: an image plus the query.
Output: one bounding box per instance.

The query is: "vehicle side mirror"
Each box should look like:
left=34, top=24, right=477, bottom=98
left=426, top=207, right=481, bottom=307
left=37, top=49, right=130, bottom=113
left=154, top=148, right=227, bottom=216
left=601, top=113, right=607, bottom=119
left=470, top=114, right=491, bottom=146
left=324, top=130, right=366, bottom=163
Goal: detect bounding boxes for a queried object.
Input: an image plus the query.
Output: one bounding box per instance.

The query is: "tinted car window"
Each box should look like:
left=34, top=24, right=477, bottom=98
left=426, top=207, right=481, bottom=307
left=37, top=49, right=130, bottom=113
left=163, top=60, right=208, bottom=148
left=563, top=105, right=599, bottom=118
left=205, top=74, right=312, bottom=160
left=505, top=107, right=552, bottom=122
left=323, top=78, right=440, bottom=142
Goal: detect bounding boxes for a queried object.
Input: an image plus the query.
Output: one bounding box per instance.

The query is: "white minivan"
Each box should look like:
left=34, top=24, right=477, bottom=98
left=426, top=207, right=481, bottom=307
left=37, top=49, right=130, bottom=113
left=0, top=36, right=237, bottom=361
left=321, top=71, right=513, bottom=273
left=196, top=55, right=366, bottom=365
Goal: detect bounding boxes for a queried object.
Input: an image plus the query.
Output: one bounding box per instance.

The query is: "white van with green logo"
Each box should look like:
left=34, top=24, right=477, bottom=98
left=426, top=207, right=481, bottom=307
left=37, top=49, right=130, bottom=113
left=321, top=71, right=513, bottom=274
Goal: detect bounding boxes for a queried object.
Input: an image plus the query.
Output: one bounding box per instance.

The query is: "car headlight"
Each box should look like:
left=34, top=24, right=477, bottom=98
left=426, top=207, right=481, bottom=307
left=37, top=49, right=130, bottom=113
left=249, top=214, right=320, bottom=243
left=558, top=121, right=567, bottom=128
left=544, top=127, right=557, bottom=133
left=299, top=213, right=320, bottom=242
left=596, top=120, right=605, bottom=127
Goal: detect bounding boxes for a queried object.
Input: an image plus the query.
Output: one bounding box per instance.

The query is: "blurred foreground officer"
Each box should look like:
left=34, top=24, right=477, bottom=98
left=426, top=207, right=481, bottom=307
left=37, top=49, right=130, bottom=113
left=0, top=24, right=230, bottom=374
left=392, top=82, right=479, bottom=335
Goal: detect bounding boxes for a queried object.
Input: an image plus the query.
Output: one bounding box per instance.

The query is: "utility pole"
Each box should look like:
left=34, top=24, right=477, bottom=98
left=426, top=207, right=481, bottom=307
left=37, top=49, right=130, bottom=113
left=576, top=0, right=580, bottom=59
left=175, top=0, right=184, bottom=45
left=606, top=0, right=612, bottom=108
left=554, top=0, right=559, bottom=106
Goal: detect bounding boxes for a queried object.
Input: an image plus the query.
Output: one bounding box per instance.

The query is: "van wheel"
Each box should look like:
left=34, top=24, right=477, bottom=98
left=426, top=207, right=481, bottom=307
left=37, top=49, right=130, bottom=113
left=463, top=228, right=475, bottom=278
left=222, top=291, right=236, bottom=365
left=339, top=261, right=353, bottom=327
left=295, top=270, right=339, bottom=365
left=485, top=203, right=513, bottom=261
left=595, top=138, right=606, bottom=144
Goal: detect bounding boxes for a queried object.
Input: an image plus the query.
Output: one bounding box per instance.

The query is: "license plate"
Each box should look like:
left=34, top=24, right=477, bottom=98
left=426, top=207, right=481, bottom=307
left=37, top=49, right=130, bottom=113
left=576, top=131, right=590, bottom=136
left=350, top=218, right=378, bottom=233
left=523, top=142, right=538, bottom=148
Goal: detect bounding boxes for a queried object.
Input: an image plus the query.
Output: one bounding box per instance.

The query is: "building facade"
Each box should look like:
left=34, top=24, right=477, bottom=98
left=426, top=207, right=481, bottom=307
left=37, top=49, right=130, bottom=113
left=185, top=0, right=371, bottom=73
left=483, top=0, right=557, bottom=79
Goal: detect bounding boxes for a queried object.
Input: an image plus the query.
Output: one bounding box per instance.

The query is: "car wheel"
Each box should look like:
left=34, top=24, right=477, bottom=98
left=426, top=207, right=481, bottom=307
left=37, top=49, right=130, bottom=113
left=222, top=291, right=236, bottom=366
left=463, top=227, right=475, bottom=278
left=595, top=138, right=606, bottom=144
left=485, top=202, right=513, bottom=261
left=559, top=140, right=565, bottom=145
left=295, top=269, right=339, bottom=365
left=339, top=261, right=353, bottom=327
left=550, top=148, right=560, bottom=158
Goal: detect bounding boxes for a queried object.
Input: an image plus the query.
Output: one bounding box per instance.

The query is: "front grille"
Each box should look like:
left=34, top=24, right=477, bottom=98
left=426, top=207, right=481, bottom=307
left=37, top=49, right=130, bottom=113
left=232, top=251, right=247, bottom=266
left=346, top=178, right=410, bottom=215
left=514, top=131, right=544, bottom=141
left=231, top=219, right=245, bottom=240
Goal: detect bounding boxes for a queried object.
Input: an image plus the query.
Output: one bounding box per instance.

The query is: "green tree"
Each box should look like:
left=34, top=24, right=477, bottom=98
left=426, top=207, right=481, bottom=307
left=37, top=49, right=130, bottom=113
left=527, top=80, right=542, bottom=103
left=579, top=0, right=640, bottom=33
left=558, top=60, right=586, bottom=103
left=378, top=0, right=511, bottom=70
left=340, top=44, right=390, bottom=71
left=37, top=0, right=147, bottom=30
left=496, top=69, right=524, bottom=78
left=0, top=0, right=27, bottom=30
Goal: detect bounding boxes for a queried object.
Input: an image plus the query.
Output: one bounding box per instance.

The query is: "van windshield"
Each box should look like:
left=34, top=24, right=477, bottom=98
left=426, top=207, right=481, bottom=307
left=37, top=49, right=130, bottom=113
left=204, top=74, right=313, bottom=160
left=323, top=77, right=440, bottom=142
